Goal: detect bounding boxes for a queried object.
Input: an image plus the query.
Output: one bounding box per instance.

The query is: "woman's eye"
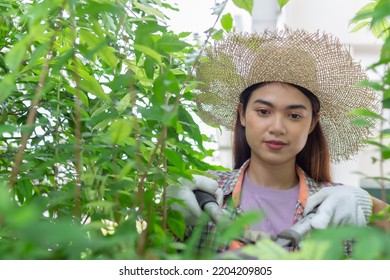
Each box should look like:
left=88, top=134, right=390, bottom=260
left=289, top=113, right=302, bottom=119
left=257, top=109, right=269, bottom=115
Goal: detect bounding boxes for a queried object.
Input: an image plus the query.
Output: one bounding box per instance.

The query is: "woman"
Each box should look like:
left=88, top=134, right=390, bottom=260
left=167, top=28, right=389, bottom=254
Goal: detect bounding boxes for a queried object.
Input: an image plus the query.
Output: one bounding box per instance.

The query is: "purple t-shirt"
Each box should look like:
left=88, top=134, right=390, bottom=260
left=240, top=171, right=299, bottom=235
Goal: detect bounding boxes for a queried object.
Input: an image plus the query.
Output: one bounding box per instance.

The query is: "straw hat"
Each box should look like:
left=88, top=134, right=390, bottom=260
left=195, top=28, right=379, bottom=163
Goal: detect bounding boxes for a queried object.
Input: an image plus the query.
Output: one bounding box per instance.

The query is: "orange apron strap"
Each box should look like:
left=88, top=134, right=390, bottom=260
left=296, top=166, right=309, bottom=208
left=229, top=240, right=245, bottom=250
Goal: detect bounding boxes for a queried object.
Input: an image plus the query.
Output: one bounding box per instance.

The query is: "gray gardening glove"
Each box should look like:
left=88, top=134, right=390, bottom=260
left=166, top=175, right=224, bottom=226
left=304, top=185, right=372, bottom=229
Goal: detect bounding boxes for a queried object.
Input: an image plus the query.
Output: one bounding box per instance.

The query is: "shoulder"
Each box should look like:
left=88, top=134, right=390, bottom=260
left=318, top=181, right=343, bottom=188
left=298, top=166, right=342, bottom=195
left=207, top=169, right=240, bottom=194
left=207, top=160, right=250, bottom=195
left=311, top=181, right=343, bottom=195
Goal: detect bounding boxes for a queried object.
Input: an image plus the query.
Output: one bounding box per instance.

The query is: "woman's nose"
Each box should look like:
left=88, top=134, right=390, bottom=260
left=269, top=116, right=287, bottom=135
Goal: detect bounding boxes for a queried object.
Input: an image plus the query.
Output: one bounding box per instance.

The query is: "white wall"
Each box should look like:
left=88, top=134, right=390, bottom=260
left=278, top=0, right=381, bottom=45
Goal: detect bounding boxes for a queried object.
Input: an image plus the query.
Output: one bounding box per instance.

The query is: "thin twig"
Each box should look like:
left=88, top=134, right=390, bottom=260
left=70, top=4, right=82, bottom=220
left=9, top=31, right=58, bottom=188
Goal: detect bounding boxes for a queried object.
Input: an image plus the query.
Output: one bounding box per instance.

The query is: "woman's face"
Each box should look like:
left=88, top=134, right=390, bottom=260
left=238, top=83, right=317, bottom=166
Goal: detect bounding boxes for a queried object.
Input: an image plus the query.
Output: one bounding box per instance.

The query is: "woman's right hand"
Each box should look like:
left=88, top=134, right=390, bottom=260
left=166, top=175, right=223, bottom=226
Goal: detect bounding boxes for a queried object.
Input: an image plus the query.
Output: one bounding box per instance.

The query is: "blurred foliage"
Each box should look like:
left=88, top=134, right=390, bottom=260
left=0, top=0, right=232, bottom=260
left=0, top=0, right=389, bottom=260
left=350, top=0, right=390, bottom=202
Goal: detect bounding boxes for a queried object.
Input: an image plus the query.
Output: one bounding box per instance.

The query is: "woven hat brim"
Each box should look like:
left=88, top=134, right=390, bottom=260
left=195, top=28, right=379, bottom=163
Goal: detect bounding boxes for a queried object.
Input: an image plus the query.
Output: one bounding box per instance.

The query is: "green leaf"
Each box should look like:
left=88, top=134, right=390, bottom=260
left=79, top=28, right=118, bottom=67
left=167, top=209, right=186, bottom=241
left=0, top=73, right=17, bottom=102
left=0, top=124, right=17, bottom=134
left=105, top=71, right=134, bottom=91
left=383, top=88, right=390, bottom=99
left=278, top=0, right=290, bottom=9
left=232, top=0, right=253, bottom=14
left=144, top=57, right=156, bottom=79
left=371, top=0, right=390, bottom=28
left=52, top=49, right=74, bottom=74
left=363, top=139, right=387, bottom=149
left=212, top=29, right=224, bottom=40
left=350, top=2, right=376, bottom=25
left=353, top=231, right=387, bottom=259
left=219, top=210, right=263, bottom=243
left=385, top=64, right=390, bottom=84
left=153, top=70, right=180, bottom=104
left=356, top=80, right=383, bottom=91
left=135, top=21, right=166, bottom=35
left=221, top=13, right=233, bottom=32
left=78, top=74, right=110, bottom=101
left=241, top=238, right=289, bottom=260
left=116, top=94, right=132, bottom=114
left=134, top=44, right=163, bottom=64
left=348, top=108, right=383, bottom=119
left=99, top=45, right=118, bottom=68
left=381, top=128, right=390, bottom=136
left=178, top=105, right=204, bottom=149
left=350, top=118, right=375, bottom=127
left=292, top=238, right=343, bottom=259
left=371, top=18, right=390, bottom=40
left=157, top=35, right=190, bottom=53
left=138, top=106, right=164, bottom=121
left=108, top=119, right=133, bottom=146
left=64, top=85, right=90, bottom=106
left=380, top=33, right=390, bottom=63
left=382, top=147, right=390, bottom=159
left=350, top=20, right=370, bottom=33
left=133, top=1, right=165, bottom=19
left=162, top=104, right=178, bottom=126
left=153, top=74, right=167, bottom=104
left=165, top=148, right=185, bottom=170
left=383, top=90, right=390, bottom=108
left=4, top=22, right=47, bottom=72
left=4, top=37, right=28, bottom=72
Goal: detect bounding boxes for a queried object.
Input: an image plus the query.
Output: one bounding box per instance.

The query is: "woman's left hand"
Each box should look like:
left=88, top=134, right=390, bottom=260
left=303, top=185, right=372, bottom=229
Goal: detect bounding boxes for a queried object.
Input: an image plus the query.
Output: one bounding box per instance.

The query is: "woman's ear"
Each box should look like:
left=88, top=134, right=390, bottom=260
left=309, top=113, right=320, bottom=133
left=237, top=103, right=246, bottom=127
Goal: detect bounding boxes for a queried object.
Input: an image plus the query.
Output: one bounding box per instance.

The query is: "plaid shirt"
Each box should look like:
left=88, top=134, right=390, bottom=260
left=194, top=159, right=343, bottom=255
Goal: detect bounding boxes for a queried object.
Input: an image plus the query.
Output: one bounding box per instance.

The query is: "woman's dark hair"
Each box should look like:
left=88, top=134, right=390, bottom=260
left=233, top=82, right=331, bottom=182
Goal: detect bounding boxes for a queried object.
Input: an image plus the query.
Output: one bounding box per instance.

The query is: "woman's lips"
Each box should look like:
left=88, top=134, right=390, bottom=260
left=264, top=140, right=287, bottom=150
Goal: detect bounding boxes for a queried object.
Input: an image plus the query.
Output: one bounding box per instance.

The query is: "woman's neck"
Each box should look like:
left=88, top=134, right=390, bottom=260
left=247, top=158, right=299, bottom=190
